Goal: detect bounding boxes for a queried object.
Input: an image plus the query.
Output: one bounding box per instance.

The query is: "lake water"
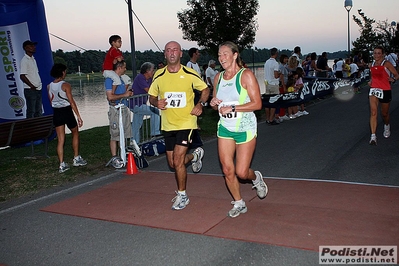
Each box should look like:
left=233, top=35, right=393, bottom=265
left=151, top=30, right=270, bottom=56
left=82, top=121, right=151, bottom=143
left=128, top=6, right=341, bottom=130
left=73, top=62, right=334, bottom=131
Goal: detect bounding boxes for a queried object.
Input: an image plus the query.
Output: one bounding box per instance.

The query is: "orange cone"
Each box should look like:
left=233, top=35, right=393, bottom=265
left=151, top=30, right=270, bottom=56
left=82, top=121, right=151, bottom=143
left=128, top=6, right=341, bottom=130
left=126, top=152, right=138, bottom=175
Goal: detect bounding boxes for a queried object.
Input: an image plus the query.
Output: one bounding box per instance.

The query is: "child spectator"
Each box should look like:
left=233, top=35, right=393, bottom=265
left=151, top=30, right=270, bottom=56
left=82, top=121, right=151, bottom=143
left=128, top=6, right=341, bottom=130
left=102, top=35, right=131, bottom=92
left=295, top=67, right=308, bottom=115
left=286, top=73, right=299, bottom=119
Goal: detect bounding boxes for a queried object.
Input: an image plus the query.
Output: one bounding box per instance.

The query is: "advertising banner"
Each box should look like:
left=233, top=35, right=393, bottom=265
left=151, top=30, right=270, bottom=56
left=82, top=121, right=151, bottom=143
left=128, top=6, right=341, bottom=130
left=0, top=0, right=53, bottom=122
left=0, top=22, right=30, bottom=119
left=262, top=70, right=370, bottom=108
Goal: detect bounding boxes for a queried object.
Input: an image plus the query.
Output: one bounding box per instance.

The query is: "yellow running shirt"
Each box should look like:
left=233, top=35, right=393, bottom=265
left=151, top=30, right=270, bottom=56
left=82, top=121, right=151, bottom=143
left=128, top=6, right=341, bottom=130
left=148, top=65, right=208, bottom=131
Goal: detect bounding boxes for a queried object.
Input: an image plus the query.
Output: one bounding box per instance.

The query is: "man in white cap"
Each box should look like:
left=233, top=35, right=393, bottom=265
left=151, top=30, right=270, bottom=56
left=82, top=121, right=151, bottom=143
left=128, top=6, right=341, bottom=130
left=20, top=40, right=42, bottom=118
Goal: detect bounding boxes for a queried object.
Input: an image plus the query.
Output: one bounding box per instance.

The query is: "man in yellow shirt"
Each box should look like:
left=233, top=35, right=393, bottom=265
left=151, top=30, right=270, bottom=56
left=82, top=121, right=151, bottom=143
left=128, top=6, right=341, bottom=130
left=148, top=41, right=209, bottom=210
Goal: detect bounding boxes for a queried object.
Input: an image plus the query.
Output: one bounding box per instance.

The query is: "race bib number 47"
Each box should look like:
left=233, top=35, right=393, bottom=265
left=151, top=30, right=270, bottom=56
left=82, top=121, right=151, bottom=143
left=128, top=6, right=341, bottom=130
left=164, top=92, right=187, bottom=108
left=369, top=88, right=384, bottom=99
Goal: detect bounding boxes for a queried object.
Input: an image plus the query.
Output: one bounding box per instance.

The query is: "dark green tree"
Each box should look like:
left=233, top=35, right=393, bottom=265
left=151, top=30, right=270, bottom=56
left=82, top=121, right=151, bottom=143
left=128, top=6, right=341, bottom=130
left=352, top=9, right=378, bottom=62
left=52, top=56, right=67, bottom=66
left=177, top=0, right=259, bottom=57
left=375, top=20, right=399, bottom=53
left=352, top=9, right=398, bottom=62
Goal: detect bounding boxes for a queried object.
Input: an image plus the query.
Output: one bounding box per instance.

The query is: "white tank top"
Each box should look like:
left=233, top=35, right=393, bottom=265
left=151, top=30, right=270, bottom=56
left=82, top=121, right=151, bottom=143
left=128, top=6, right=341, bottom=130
left=216, top=68, right=257, bottom=132
left=48, top=81, right=70, bottom=108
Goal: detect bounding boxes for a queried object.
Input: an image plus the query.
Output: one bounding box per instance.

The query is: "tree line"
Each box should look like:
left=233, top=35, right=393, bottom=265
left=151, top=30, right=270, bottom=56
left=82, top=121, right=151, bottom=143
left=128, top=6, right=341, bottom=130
left=52, top=48, right=349, bottom=75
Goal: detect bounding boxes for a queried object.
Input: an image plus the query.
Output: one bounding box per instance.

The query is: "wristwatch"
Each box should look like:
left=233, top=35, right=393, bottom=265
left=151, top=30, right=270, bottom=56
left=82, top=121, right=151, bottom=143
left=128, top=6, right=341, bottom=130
left=200, top=101, right=207, bottom=107
left=231, top=105, right=236, bottom=112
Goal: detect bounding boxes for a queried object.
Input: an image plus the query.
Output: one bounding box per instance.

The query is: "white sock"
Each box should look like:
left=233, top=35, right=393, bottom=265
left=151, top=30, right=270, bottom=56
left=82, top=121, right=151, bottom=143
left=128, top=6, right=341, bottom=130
left=252, top=172, right=261, bottom=184
left=178, top=190, right=186, bottom=196
left=234, top=199, right=245, bottom=207
left=371, top=133, right=376, bottom=138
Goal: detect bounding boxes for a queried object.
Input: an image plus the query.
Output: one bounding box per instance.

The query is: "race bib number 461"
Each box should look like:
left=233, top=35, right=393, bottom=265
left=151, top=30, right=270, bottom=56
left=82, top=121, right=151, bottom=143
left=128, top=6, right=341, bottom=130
left=219, top=101, right=242, bottom=119
left=369, top=88, right=384, bottom=99
left=164, top=92, right=187, bottom=108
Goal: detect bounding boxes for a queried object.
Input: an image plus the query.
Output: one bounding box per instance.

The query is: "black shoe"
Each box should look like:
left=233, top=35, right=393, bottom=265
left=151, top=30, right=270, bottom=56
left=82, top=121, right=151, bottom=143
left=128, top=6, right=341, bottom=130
left=269, top=120, right=279, bottom=125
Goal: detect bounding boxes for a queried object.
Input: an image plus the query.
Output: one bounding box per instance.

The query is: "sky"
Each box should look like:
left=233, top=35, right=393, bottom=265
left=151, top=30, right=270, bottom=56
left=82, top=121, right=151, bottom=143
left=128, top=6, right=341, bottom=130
left=44, top=0, right=398, bottom=55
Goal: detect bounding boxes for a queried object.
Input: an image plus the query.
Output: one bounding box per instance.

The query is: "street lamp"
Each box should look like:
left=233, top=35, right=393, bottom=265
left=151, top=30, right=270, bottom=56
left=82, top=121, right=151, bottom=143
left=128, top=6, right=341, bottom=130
left=344, top=0, right=353, bottom=56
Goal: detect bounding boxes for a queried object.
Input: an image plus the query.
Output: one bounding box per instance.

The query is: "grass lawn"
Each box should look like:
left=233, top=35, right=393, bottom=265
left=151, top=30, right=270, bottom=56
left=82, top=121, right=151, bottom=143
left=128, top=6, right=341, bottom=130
left=0, top=107, right=221, bottom=202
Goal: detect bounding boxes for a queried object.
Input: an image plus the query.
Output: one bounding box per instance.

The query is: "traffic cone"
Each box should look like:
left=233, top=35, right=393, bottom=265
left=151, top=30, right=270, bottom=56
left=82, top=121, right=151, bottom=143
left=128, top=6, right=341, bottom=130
left=126, top=152, right=138, bottom=175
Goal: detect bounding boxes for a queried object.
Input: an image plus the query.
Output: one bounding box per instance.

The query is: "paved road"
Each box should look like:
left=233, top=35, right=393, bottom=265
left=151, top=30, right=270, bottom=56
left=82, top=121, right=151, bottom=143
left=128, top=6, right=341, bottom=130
left=1, top=84, right=398, bottom=266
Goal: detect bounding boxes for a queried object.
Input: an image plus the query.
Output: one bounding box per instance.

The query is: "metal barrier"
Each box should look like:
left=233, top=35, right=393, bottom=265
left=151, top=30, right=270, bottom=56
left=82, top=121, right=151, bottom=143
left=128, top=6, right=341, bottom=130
left=126, top=94, right=162, bottom=145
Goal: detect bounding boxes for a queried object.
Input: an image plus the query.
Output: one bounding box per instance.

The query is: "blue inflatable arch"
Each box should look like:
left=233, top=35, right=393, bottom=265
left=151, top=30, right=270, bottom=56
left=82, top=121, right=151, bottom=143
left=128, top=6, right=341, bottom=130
left=0, top=0, right=53, bottom=123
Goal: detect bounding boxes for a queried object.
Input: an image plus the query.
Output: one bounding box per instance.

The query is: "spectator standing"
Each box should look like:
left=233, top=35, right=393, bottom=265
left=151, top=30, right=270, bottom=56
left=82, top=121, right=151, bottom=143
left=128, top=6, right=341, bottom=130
left=210, top=41, right=267, bottom=218
left=349, top=58, right=359, bottom=78
left=201, top=64, right=208, bottom=82
left=287, top=56, right=298, bottom=73
left=286, top=74, right=297, bottom=119
left=205, top=59, right=218, bottom=92
left=105, top=61, right=133, bottom=168
left=335, top=58, right=344, bottom=78
left=296, top=67, right=308, bottom=115
left=47, top=63, right=87, bottom=173
left=302, top=54, right=311, bottom=75
left=264, top=47, right=280, bottom=125
left=343, top=58, right=351, bottom=78
left=353, top=52, right=366, bottom=72
left=349, top=58, right=360, bottom=93
left=186, top=47, right=202, bottom=75
left=316, top=52, right=331, bottom=77
left=148, top=41, right=209, bottom=210
left=130, top=62, right=161, bottom=143
left=386, top=51, right=398, bottom=74
left=157, top=61, right=165, bottom=69
left=20, top=40, right=42, bottom=118
left=308, top=52, right=321, bottom=77
left=187, top=47, right=202, bottom=105
left=278, top=54, right=290, bottom=121
left=292, top=46, right=302, bottom=67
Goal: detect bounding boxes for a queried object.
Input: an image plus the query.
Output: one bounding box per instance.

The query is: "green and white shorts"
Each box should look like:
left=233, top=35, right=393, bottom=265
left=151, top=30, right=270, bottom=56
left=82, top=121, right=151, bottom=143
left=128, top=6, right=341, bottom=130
left=217, top=124, right=256, bottom=144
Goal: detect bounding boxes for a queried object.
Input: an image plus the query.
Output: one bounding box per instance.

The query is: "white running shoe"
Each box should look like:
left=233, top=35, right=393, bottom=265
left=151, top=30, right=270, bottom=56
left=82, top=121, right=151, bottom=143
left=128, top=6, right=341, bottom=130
left=295, top=111, right=303, bottom=117
left=228, top=201, right=248, bottom=218
left=171, top=192, right=190, bottom=210
left=191, top=147, right=204, bottom=173
left=73, top=155, right=87, bottom=166
left=281, top=115, right=290, bottom=121
left=383, top=124, right=391, bottom=138
left=111, top=156, right=124, bottom=169
left=302, top=110, right=309, bottom=115
left=252, top=171, right=268, bottom=199
left=369, top=135, right=377, bottom=145
left=59, top=162, right=70, bottom=173
left=289, top=114, right=296, bottom=120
